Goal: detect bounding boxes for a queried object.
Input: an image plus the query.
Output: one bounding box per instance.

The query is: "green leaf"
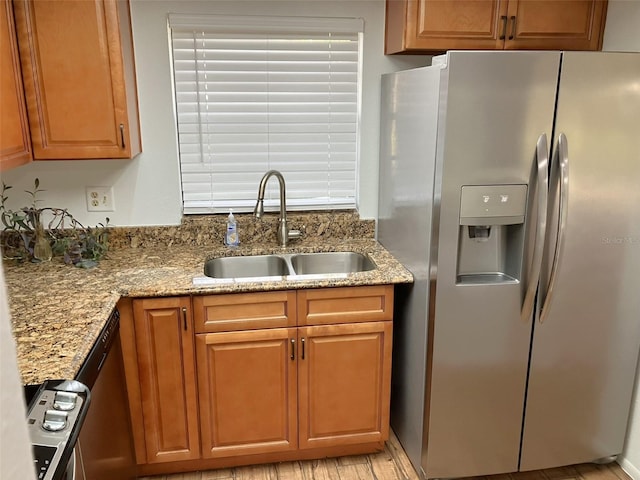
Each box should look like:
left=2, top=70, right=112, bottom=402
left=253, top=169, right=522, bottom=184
left=15, top=219, right=30, bottom=230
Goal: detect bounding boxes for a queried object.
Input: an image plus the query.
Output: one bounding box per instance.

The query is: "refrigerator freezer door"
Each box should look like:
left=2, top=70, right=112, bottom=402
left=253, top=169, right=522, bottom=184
left=520, top=52, right=640, bottom=471
left=423, top=51, right=561, bottom=479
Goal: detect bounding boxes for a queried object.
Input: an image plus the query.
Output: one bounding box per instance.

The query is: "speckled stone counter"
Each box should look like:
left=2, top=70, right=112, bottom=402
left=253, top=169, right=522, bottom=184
left=4, top=226, right=412, bottom=385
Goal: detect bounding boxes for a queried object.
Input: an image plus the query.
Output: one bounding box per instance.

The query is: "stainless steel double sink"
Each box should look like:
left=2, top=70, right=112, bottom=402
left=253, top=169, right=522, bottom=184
left=202, top=251, right=376, bottom=280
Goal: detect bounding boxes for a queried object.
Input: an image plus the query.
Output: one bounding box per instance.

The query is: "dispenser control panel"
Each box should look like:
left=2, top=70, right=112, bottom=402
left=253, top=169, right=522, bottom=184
left=459, top=184, right=528, bottom=225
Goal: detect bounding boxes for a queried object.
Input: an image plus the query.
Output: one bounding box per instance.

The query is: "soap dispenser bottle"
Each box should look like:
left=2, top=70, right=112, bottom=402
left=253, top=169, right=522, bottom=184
left=225, top=210, right=239, bottom=247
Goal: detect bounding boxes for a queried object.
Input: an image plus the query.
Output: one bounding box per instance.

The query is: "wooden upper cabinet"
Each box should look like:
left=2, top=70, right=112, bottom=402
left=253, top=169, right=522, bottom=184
left=385, top=0, right=607, bottom=54
left=0, top=0, right=31, bottom=171
left=386, top=0, right=507, bottom=53
left=12, top=0, right=141, bottom=159
left=503, top=0, right=608, bottom=50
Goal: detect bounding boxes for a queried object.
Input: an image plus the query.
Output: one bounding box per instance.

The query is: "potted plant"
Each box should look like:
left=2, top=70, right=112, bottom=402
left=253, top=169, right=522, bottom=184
left=1, top=179, right=110, bottom=268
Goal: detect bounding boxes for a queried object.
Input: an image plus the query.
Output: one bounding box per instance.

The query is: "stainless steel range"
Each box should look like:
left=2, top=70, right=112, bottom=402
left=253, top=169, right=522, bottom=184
left=25, top=308, right=135, bottom=480
left=25, top=380, right=90, bottom=480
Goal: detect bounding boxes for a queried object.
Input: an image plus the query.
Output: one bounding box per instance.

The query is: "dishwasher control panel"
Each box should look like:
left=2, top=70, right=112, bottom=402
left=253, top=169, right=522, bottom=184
left=25, top=380, right=90, bottom=480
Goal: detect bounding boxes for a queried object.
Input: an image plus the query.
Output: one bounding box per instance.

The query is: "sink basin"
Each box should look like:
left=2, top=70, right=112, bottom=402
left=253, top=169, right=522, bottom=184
left=290, top=252, right=376, bottom=275
left=199, top=251, right=376, bottom=283
left=204, top=255, right=290, bottom=278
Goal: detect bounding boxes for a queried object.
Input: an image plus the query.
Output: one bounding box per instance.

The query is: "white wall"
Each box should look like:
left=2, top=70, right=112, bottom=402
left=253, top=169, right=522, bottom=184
left=602, top=0, right=640, bottom=52
left=0, top=0, right=429, bottom=225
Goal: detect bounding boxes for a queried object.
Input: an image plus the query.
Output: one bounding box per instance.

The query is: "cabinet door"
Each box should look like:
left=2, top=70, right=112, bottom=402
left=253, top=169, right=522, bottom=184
left=196, top=328, right=298, bottom=458
left=298, top=321, right=393, bottom=449
left=0, top=0, right=31, bottom=171
left=12, top=0, right=140, bottom=159
left=133, top=297, right=200, bottom=464
left=385, top=0, right=508, bottom=53
left=504, top=0, right=607, bottom=50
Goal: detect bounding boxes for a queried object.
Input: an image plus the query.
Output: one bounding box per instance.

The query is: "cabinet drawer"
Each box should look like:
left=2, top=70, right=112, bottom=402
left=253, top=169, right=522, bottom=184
left=298, top=285, right=394, bottom=326
left=194, top=291, right=297, bottom=333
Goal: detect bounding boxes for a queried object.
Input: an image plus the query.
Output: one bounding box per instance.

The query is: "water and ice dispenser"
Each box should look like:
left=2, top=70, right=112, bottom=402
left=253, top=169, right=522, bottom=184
left=456, top=185, right=528, bottom=285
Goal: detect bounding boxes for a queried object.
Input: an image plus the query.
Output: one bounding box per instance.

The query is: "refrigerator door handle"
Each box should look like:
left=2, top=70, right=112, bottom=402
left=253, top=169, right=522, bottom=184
left=540, top=133, right=570, bottom=324
left=521, top=133, right=549, bottom=322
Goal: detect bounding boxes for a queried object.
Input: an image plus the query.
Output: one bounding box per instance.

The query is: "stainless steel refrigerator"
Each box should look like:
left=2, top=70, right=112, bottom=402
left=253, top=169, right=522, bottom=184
left=377, top=51, right=640, bottom=480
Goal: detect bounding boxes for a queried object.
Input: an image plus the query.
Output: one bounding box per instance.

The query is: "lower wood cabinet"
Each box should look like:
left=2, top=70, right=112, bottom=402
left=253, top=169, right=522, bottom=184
left=196, top=321, right=392, bottom=459
left=128, top=297, right=200, bottom=464
left=196, top=327, right=298, bottom=458
left=298, top=322, right=392, bottom=449
left=121, top=285, right=394, bottom=474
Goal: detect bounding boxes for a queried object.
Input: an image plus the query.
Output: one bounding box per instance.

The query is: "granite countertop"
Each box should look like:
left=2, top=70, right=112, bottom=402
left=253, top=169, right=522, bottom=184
left=4, top=236, right=413, bottom=385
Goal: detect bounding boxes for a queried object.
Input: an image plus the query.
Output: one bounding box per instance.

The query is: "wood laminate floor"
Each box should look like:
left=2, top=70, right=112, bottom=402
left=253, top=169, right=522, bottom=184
left=139, top=432, right=632, bottom=480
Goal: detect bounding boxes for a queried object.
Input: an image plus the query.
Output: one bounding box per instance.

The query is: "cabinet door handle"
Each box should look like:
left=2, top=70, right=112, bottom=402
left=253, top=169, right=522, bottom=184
left=301, top=337, right=305, bottom=359
left=290, top=338, right=296, bottom=360
left=509, top=15, right=516, bottom=40
left=499, top=15, right=508, bottom=40
left=181, top=307, right=187, bottom=331
left=119, top=123, right=126, bottom=149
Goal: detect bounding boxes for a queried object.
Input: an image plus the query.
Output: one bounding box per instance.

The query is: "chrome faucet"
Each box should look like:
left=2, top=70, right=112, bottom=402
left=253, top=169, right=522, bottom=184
left=253, top=170, right=301, bottom=247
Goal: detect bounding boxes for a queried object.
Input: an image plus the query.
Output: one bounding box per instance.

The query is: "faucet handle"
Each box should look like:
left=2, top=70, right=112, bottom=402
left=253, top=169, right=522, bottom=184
left=288, top=229, right=302, bottom=240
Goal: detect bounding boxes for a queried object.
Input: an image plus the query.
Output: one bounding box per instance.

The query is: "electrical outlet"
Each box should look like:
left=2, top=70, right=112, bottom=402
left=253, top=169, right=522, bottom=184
left=86, top=186, right=115, bottom=212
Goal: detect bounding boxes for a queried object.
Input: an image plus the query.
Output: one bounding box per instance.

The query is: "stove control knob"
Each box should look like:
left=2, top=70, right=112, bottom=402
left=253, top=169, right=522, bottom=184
left=53, top=391, right=78, bottom=411
left=42, top=409, right=67, bottom=432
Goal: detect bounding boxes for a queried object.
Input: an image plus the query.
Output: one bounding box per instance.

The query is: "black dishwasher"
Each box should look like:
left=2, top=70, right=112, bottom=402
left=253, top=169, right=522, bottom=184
left=74, top=308, right=135, bottom=480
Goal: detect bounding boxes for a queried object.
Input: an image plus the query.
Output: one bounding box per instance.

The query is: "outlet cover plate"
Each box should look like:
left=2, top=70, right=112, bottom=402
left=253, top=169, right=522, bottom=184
left=86, top=186, right=115, bottom=212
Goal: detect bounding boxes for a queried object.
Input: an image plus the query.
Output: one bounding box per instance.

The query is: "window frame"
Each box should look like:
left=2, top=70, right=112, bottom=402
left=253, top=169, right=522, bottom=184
left=168, top=14, right=364, bottom=215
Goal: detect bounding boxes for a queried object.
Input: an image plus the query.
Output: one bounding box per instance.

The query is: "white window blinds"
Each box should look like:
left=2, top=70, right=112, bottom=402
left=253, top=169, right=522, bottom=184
left=169, top=15, right=363, bottom=214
